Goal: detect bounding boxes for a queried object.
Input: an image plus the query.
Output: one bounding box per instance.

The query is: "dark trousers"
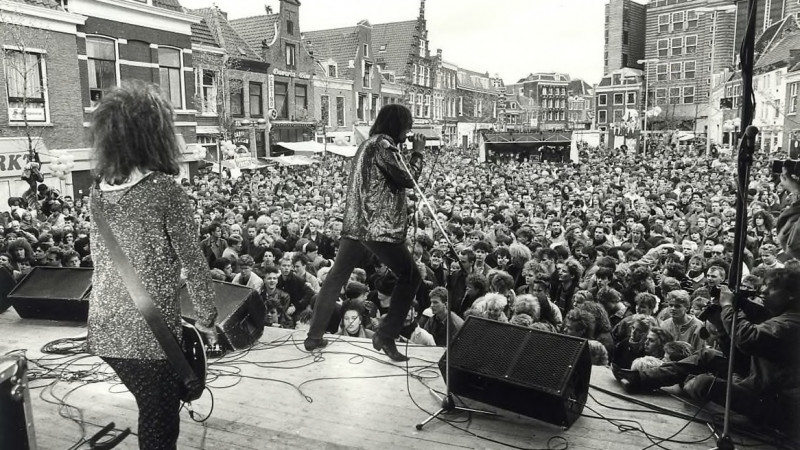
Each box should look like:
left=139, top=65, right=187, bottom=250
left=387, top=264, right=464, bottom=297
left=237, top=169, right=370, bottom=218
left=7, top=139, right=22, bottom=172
left=308, top=237, right=421, bottom=340
left=104, top=357, right=181, bottom=450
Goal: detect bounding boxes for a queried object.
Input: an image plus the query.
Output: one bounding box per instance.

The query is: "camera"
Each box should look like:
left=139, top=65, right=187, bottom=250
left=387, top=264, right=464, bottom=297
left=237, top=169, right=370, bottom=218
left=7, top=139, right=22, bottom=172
left=404, top=132, right=416, bottom=144
left=771, top=159, right=800, bottom=176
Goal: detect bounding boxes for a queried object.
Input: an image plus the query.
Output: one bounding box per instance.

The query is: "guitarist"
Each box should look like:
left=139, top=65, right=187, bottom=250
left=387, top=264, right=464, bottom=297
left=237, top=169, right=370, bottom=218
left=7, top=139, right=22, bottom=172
left=88, top=81, right=219, bottom=450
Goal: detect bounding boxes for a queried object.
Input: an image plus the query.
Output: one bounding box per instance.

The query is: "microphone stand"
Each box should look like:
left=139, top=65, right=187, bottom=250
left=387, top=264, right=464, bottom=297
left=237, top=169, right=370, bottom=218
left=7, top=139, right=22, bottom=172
left=389, top=147, right=497, bottom=430
left=715, top=2, right=758, bottom=448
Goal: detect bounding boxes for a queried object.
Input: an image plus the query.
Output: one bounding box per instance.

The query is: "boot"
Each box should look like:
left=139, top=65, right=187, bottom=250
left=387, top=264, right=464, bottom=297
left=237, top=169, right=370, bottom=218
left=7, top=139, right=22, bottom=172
left=372, top=333, right=409, bottom=362
left=303, top=337, right=329, bottom=351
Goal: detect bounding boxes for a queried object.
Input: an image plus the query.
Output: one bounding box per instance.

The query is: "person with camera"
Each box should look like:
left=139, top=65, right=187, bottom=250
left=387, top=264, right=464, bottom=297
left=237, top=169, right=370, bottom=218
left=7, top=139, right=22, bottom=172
left=304, top=104, right=425, bottom=362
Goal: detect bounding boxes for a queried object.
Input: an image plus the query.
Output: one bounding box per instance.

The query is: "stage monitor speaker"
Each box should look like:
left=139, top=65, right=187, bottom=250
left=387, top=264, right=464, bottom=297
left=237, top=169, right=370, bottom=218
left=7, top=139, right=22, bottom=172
left=440, top=316, right=591, bottom=428
left=179, top=280, right=265, bottom=351
left=9, top=267, right=93, bottom=322
left=1, top=356, right=36, bottom=450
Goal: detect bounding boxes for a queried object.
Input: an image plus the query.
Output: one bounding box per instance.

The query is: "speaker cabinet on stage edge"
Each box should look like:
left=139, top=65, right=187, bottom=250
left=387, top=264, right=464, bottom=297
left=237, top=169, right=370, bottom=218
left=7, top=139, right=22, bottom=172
left=1, top=356, right=36, bottom=450
left=440, top=316, right=591, bottom=428
left=8, top=267, right=93, bottom=322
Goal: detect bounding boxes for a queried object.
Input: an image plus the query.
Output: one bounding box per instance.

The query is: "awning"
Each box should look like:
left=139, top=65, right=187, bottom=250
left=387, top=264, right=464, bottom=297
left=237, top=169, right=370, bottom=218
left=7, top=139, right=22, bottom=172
left=677, top=132, right=695, bottom=141
left=268, top=155, right=318, bottom=166
left=275, top=141, right=326, bottom=153
left=325, top=144, right=358, bottom=157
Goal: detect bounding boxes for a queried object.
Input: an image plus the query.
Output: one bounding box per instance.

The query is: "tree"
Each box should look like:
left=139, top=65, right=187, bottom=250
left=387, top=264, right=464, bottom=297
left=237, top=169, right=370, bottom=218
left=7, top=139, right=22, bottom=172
left=1, top=10, right=53, bottom=211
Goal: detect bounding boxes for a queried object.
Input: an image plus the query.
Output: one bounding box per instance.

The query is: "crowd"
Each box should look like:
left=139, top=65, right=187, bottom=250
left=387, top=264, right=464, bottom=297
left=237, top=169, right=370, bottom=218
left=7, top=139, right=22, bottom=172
left=2, top=132, right=799, bottom=434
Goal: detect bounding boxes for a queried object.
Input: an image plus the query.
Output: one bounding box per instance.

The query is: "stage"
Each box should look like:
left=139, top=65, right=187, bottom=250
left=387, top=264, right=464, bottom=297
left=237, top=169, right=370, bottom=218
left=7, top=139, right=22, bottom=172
left=0, top=308, right=790, bottom=449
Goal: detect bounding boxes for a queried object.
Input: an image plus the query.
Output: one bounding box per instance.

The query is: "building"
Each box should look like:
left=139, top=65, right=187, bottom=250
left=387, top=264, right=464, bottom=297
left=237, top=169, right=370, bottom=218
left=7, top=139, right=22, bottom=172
left=502, top=83, right=539, bottom=132
left=595, top=67, right=643, bottom=149
left=189, top=7, right=272, bottom=160
left=733, top=0, right=800, bottom=60
left=230, top=0, right=317, bottom=155
left=784, top=57, right=800, bottom=157
left=371, top=0, right=436, bottom=125
left=434, top=52, right=459, bottom=144
left=568, top=79, right=595, bottom=130
left=604, top=0, right=647, bottom=73
left=518, top=72, right=570, bottom=131
left=0, top=0, right=85, bottom=205
left=455, top=68, right=499, bottom=147
left=644, top=0, right=737, bottom=134
left=1, top=0, right=204, bottom=202
left=304, top=19, right=382, bottom=143
left=751, top=16, right=800, bottom=152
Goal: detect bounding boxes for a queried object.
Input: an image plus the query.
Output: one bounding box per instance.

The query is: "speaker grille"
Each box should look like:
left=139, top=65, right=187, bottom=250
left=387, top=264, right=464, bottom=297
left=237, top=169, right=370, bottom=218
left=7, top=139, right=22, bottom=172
left=449, top=317, right=585, bottom=395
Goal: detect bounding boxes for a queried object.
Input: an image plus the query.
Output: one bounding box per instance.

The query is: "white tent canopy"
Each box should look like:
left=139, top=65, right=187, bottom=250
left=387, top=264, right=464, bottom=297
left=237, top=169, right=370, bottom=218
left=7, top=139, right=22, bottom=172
left=275, top=141, right=357, bottom=157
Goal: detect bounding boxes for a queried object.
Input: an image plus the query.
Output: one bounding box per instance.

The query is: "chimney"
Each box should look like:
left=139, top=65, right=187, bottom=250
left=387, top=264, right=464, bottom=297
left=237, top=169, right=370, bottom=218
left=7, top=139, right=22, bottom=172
left=419, top=0, right=425, bottom=21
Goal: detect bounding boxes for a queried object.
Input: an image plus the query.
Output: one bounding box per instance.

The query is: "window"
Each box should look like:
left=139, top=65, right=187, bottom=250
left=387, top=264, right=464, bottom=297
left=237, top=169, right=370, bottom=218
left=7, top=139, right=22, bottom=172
left=657, top=39, right=669, bottom=57
left=295, top=84, right=307, bottom=110
left=598, top=110, right=607, bottom=123
left=683, top=86, right=694, bottom=104
left=670, top=62, right=682, bottom=80
left=371, top=94, right=379, bottom=121
left=86, top=36, right=117, bottom=104
left=623, top=30, right=629, bottom=45
left=658, top=13, right=670, bottom=32
left=598, top=94, right=607, bottom=106
left=671, top=11, right=685, bottom=30
left=627, top=92, right=636, bottom=104
left=655, top=88, right=667, bottom=105
left=363, top=43, right=369, bottom=58
left=230, top=79, right=243, bottom=116
left=684, top=61, right=696, bottom=79
left=424, top=94, right=430, bottom=118
left=285, top=43, right=296, bottom=68
left=321, top=95, right=330, bottom=126
left=249, top=82, right=263, bottom=116
left=671, top=37, right=683, bottom=56
left=622, top=53, right=628, bottom=67
left=379, top=44, right=387, bottom=51
left=669, top=87, right=681, bottom=104
left=4, top=49, right=48, bottom=122
left=363, top=61, right=372, bottom=88
left=459, top=96, right=463, bottom=115
left=327, top=64, right=337, bottom=77
left=195, top=69, right=217, bottom=114
left=687, top=10, right=698, bottom=28
left=357, top=93, right=366, bottom=120
left=685, top=35, right=697, bottom=54
left=657, top=63, right=668, bottom=81
left=274, top=81, right=288, bottom=118
left=157, top=47, right=182, bottom=107
left=613, top=93, right=624, bottom=105
left=613, top=109, right=624, bottom=123
left=791, top=83, right=798, bottom=113
left=286, top=20, right=294, bottom=35
left=336, top=96, right=345, bottom=126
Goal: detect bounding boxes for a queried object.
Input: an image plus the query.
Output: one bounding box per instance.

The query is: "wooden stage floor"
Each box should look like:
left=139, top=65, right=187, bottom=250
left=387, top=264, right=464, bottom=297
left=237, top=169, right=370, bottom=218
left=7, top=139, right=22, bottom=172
left=1, top=308, right=791, bottom=450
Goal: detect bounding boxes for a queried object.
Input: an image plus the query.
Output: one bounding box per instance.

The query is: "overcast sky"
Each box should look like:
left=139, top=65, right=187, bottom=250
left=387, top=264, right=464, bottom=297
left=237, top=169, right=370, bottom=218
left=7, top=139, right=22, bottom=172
left=180, top=0, right=606, bottom=85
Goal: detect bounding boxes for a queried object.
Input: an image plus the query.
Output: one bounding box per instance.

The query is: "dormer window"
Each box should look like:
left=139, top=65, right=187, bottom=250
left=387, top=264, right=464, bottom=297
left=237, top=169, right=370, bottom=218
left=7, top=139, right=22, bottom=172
left=287, top=20, right=294, bottom=35
left=328, top=64, right=337, bottom=77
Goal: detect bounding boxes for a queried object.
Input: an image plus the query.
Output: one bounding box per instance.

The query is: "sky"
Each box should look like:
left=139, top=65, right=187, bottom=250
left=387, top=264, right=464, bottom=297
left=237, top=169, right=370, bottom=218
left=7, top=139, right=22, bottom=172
left=179, top=0, right=606, bottom=85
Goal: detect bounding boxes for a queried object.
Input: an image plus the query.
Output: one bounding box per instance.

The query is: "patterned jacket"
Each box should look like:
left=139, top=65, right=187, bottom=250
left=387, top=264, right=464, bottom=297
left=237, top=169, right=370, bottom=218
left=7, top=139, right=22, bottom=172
left=88, top=173, right=217, bottom=360
left=341, top=134, right=422, bottom=243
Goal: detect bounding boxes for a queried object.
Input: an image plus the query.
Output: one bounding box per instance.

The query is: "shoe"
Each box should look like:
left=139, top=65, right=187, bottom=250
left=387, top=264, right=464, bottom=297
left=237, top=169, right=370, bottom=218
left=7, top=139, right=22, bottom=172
left=372, top=333, right=409, bottom=362
left=303, top=337, right=329, bottom=351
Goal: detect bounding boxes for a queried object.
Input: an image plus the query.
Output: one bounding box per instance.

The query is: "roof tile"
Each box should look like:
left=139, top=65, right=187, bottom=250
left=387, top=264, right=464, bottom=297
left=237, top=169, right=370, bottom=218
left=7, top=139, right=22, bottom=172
left=371, top=20, right=418, bottom=75
left=229, top=14, right=279, bottom=54
left=303, top=26, right=360, bottom=78
left=188, top=8, right=261, bottom=61
left=5, top=0, right=61, bottom=10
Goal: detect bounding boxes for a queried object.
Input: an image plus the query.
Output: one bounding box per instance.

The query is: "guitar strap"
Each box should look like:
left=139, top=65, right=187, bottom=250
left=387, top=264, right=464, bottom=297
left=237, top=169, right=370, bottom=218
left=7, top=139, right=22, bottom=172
left=92, top=204, right=201, bottom=393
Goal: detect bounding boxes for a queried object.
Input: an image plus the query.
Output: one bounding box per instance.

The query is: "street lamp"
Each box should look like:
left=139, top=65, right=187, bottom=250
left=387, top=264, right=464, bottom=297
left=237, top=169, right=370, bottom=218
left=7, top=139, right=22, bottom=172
left=696, top=4, right=737, bottom=155
left=638, top=58, right=660, bottom=154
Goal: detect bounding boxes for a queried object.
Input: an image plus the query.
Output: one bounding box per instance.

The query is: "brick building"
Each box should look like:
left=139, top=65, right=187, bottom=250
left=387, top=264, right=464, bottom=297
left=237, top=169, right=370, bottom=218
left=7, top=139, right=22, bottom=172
left=604, top=0, right=647, bottom=73
left=455, top=68, right=499, bottom=147
left=231, top=0, right=317, bottom=155
left=568, top=79, right=595, bottom=130
left=189, top=7, right=272, bottom=160
left=785, top=58, right=800, bottom=157
left=434, top=52, right=458, bottom=144
left=518, top=72, right=570, bottom=131
left=0, top=0, right=85, bottom=205
left=595, top=67, right=643, bottom=149
left=304, top=19, right=383, bottom=144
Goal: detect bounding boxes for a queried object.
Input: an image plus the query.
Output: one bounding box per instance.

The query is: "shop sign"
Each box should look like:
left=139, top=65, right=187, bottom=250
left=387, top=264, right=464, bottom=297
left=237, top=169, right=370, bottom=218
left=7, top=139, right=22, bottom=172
left=273, top=68, right=312, bottom=80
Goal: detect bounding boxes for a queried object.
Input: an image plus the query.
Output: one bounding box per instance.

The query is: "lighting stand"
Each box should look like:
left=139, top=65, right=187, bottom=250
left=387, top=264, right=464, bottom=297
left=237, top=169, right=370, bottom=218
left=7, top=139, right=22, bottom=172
left=388, top=147, right=497, bottom=430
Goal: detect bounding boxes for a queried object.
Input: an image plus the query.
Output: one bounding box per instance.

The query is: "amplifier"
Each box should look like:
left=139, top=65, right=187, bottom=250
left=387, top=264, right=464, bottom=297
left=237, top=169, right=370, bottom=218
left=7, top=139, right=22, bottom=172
left=0, top=355, right=36, bottom=449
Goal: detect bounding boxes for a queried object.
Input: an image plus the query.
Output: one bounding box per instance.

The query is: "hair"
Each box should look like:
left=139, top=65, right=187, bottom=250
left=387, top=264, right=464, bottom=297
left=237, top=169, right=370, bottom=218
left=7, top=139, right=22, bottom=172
left=344, top=281, right=369, bottom=300
left=666, top=289, right=691, bottom=307
left=238, top=254, right=255, bottom=268
left=369, top=104, right=413, bottom=143
left=509, top=313, right=534, bottom=328
left=631, top=355, right=663, bottom=371
left=663, top=341, right=693, bottom=362
left=647, top=327, right=675, bottom=357
left=429, top=286, right=448, bottom=303
left=512, top=294, right=541, bottom=321
left=587, top=340, right=609, bottom=366
left=564, top=308, right=596, bottom=339
left=575, top=301, right=612, bottom=334
left=634, top=292, right=658, bottom=311
left=90, top=81, right=181, bottom=185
